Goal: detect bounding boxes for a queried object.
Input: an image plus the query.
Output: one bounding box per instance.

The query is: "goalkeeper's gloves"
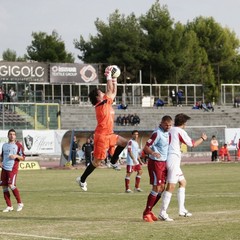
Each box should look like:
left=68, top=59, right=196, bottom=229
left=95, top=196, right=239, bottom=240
left=104, top=65, right=117, bottom=83
left=104, top=65, right=113, bottom=81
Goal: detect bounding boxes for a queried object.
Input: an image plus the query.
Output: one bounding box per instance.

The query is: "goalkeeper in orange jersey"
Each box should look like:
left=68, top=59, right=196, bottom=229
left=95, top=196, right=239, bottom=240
left=76, top=66, right=128, bottom=191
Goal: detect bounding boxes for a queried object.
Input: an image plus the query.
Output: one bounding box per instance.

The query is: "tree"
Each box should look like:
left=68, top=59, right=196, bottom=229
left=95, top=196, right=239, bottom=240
left=185, top=17, right=240, bottom=99
left=171, top=24, right=215, bottom=88
left=186, top=17, right=240, bottom=81
left=74, top=10, right=147, bottom=83
left=139, top=2, right=176, bottom=83
left=26, top=30, right=74, bottom=63
left=2, top=49, right=17, bottom=61
left=166, top=24, right=202, bottom=84
left=74, top=0, right=240, bottom=95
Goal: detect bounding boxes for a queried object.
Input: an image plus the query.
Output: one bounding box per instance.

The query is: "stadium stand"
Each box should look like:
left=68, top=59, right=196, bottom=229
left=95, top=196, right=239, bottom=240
left=60, top=104, right=240, bottom=153
left=0, top=111, right=28, bottom=129
left=61, top=105, right=240, bottom=130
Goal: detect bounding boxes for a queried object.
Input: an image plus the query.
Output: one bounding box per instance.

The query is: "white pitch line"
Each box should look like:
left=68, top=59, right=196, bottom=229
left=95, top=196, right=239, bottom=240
left=1, top=232, right=71, bottom=240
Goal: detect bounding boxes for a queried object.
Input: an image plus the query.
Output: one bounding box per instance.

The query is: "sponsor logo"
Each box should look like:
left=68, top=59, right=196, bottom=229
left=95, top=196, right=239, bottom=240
left=51, top=65, right=77, bottom=77
left=19, top=161, right=40, bottom=170
left=0, top=65, right=45, bottom=78
left=80, top=65, right=97, bottom=83
left=24, top=135, right=33, bottom=150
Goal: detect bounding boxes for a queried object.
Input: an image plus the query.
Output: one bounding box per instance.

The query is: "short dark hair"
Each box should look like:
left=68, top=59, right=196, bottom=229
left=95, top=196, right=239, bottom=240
left=8, top=128, right=16, bottom=136
left=161, top=115, right=172, bottom=122
left=174, top=113, right=191, bottom=126
left=88, top=88, right=99, bottom=106
left=132, top=130, right=139, bottom=135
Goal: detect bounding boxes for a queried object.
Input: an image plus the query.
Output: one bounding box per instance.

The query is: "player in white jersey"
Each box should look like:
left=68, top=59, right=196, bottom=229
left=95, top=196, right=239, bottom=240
left=142, top=115, right=173, bottom=222
left=125, top=130, right=143, bottom=193
left=159, top=113, right=207, bottom=221
left=0, top=129, right=25, bottom=212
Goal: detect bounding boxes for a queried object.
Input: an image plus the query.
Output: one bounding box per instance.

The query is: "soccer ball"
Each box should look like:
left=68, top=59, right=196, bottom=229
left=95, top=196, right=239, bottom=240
left=111, top=65, right=121, bottom=78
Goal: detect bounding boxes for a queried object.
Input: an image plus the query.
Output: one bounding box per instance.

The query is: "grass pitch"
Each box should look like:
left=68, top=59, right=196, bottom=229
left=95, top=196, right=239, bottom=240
left=0, top=162, right=239, bottom=240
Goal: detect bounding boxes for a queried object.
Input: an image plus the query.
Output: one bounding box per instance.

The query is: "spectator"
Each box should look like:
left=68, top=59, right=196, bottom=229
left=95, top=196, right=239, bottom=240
left=82, top=138, right=94, bottom=166
left=201, top=102, right=209, bottom=112
left=210, top=135, right=219, bottom=161
left=116, top=115, right=122, bottom=126
left=0, top=86, right=4, bottom=110
left=118, top=101, right=128, bottom=110
left=219, top=144, right=231, bottom=161
left=121, top=114, right=129, bottom=126
left=8, top=87, right=17, bottom=112
left=9, top=87, right=16, bottom=102
left=192, top=101, right=200, bottom=110
left=234, top=96, right=240, bottom=108
left=89, top=134, right=94, bottom=145
left=128, top=114, right=134, bottom=125
left=170, top=89, right=177, bottom=106
left=132, top=113, right=140, bottom=126
left=71, top=136, right=79, bottom=166
left=155, top=98, right=164, bottom=108
left=177, top=89, right=184, bottom=106
left=197, top=101, right=203, bottom=110
left=207, top=102, right=214, bottom=112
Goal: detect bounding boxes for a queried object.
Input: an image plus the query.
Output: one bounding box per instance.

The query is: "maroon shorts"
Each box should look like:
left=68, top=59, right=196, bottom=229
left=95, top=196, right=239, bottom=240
left=1, top=168, right=18, bottom=186
left=147, top=159, right=167, bottom=186
left=126, top=164, right=142, bottom=173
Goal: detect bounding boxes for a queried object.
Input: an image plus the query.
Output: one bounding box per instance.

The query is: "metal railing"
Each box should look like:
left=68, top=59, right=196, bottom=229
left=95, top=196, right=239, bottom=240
left=0, top=103, right=61, bottom=130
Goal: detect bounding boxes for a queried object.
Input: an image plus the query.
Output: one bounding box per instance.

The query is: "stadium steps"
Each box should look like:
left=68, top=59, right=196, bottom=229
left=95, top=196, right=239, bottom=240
left=60, top=105, right=240, bottom=130
left=15, top=107, right=45, bottom=129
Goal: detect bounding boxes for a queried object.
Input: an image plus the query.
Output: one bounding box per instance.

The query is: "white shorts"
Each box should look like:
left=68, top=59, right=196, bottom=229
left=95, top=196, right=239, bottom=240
left=167, top=154, right=185, bottom=184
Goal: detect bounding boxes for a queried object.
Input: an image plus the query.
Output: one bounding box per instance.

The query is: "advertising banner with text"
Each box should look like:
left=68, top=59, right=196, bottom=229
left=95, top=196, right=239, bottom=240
left=0, top=62, right=48, bottom=82
left=49, top=63, right=99, bottom=84
left=22, top=130, right=55, bottom=155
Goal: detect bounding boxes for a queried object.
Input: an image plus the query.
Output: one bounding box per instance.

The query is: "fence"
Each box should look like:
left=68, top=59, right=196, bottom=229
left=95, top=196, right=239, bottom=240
left=2, top=82, right=240, bottom=106
left=0, top=103, right=60, bottom=130
left=185, top=125, right=226, bottom=152
left=1, top=82, right=204, bottom=106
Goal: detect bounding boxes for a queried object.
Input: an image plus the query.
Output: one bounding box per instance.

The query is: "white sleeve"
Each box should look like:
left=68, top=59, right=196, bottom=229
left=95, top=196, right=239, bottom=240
left=179, top=129, right=193, bottom=147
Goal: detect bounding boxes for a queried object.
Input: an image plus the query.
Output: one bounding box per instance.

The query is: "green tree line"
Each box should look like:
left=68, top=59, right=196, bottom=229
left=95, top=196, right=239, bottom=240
left=2, top=1, right=240, bottom=100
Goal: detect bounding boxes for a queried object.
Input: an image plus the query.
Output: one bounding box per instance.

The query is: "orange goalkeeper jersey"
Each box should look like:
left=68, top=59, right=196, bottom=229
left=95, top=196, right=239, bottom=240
left=94, top=95, right=115, bottom=135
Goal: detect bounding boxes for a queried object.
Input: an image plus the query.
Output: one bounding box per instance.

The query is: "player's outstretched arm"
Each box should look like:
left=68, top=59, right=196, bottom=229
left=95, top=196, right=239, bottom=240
left=193, top=133, right=207, bottom=148
left=105, top=65, right=118, bottom=100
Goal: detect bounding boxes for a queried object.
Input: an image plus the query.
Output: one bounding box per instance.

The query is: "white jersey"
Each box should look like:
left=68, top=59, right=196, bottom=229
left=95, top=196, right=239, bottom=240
left=167, top=126, right=194, bottom=183
left=168, top=126, right=193, bottom=158
left=126, top=139, right=139, bottom=166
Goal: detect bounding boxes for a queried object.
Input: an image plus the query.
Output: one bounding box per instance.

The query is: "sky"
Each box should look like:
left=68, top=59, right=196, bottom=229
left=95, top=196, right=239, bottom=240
left=1, top=0, right=240, bottom=63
